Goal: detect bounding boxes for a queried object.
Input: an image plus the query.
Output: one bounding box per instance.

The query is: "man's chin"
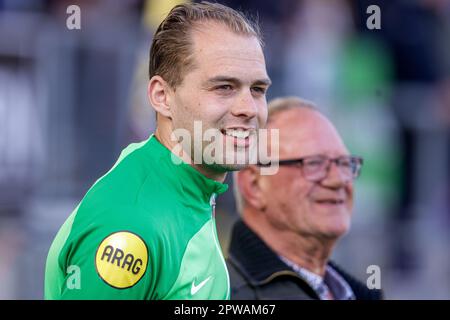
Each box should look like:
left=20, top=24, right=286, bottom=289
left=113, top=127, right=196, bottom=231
left=323, top=222, right=351, bottom=239
left=201, top=150, right=256, bottom=172
left=204, top=162, right=249, bottom=172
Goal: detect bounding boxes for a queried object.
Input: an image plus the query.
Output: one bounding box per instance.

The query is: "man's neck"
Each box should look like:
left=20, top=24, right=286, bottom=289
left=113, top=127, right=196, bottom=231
left=155, top=129, right=227, bottom=183
left=274, top=232, right=334, bottom=277
left=243, top=213, right=336, bottom=277
left=191, top=163, right=227, bottom=183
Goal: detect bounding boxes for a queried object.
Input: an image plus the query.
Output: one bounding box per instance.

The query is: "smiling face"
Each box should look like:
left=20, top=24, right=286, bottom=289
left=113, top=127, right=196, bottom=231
left=261, top=108, right=354, bottom=240
left=168, top=22, right=270, bottom=173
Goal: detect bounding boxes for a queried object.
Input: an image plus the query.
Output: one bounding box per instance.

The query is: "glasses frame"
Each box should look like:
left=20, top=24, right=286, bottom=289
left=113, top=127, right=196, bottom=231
left=259, top=155, right=364, bottom=181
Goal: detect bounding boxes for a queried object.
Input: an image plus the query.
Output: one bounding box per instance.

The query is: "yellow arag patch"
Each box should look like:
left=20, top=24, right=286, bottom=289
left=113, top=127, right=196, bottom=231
left=95, top=231, right=148, bottom=289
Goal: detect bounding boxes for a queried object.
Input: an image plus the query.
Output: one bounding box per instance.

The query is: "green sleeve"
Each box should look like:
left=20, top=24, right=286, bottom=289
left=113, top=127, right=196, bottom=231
left=56, top=206, right=159, bottom=300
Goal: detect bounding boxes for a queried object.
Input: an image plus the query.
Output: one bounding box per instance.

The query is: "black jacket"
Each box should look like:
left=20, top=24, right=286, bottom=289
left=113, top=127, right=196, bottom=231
left=226, top=220, right=383, bottom=300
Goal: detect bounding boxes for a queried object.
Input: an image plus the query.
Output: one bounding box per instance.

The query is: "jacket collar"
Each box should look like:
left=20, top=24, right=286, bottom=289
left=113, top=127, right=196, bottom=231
left=145, top=135, right=228, bottom=206
left=228, top=220, right=384, bottom=300
left=228, top=219, right=303, bottom=286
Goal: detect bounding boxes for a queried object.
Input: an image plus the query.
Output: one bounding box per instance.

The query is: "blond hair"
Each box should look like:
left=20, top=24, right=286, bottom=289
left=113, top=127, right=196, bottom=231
left=148, top=1, right=262, bottom=88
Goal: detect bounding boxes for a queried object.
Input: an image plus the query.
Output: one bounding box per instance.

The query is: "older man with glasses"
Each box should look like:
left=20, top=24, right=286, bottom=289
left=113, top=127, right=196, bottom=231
left=227, top=96, right=383, bottom=300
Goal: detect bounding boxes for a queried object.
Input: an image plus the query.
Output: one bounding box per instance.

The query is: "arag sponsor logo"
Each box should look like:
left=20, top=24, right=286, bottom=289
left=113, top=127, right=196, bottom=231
left=95, top=231, right=148, bottom=289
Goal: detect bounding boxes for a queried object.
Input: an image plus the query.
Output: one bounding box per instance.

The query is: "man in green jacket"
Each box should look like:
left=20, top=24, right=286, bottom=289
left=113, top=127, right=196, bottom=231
left=45, top=1, right=270, bottom=300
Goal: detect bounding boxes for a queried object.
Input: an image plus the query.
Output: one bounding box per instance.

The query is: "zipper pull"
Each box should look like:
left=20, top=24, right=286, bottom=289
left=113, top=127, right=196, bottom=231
left=210, top=193, right=217, bottom=217
left=209, top=193, right=216, bottom=206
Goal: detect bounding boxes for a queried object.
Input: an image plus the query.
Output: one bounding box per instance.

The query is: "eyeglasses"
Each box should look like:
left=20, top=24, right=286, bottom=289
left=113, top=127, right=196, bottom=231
left=259, top=155, right=363, bottom=182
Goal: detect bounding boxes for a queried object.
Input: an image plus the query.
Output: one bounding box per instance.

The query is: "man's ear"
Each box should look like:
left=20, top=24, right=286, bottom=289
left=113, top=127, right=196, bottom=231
left=147, top=75, right=173, bottom=119
left=237, top=166, right=267, bottom=211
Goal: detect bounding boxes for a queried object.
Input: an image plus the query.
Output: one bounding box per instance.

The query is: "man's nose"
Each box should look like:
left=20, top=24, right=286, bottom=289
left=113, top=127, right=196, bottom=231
left=231, top=89, right=258, bottom=119
left=321, top=161, right=350, bottom=188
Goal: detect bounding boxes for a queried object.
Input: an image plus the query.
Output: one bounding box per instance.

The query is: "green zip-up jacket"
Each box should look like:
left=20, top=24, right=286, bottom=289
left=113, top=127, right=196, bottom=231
left=44, top=135, right=230, bottom=299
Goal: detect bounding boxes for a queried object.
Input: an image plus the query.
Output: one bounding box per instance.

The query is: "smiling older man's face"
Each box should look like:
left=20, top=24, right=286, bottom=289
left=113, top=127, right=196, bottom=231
left=261, top=108, right=354, bottom=240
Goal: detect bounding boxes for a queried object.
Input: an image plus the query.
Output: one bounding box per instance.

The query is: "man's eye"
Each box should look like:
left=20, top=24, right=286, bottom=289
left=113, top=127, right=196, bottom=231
left=339, top=159, right=352, bottom=168
left=251, top=87, right=266, bottom=95
left=216, top=85, right=233, bottom=91
left=305, top=159, right=323, bottom=167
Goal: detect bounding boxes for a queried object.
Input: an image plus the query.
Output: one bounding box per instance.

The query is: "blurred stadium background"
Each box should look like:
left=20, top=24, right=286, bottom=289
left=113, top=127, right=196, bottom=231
left=0, top=0, right=449, bottom=299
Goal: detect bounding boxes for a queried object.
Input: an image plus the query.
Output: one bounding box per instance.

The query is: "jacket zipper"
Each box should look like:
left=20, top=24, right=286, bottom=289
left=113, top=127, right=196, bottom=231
left=210, top=193, right=231, bottom=299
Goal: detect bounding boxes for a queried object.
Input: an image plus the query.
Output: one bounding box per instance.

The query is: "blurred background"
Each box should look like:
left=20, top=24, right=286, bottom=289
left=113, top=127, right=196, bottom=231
left=0, top=0, right=449, bottom=299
